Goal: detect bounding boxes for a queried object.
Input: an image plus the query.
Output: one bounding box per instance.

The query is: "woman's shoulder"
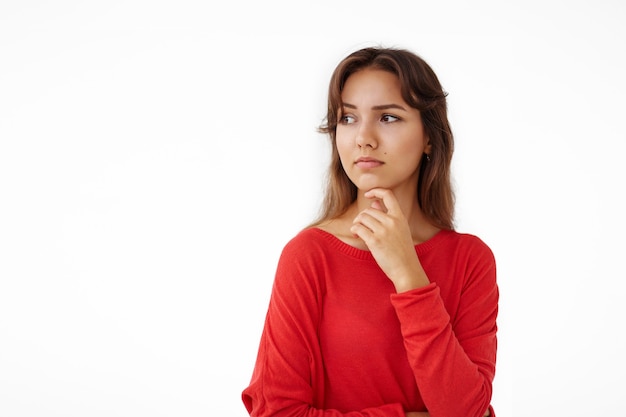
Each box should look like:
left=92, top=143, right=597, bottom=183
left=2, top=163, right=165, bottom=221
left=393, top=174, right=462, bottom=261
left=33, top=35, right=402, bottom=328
left=270, top=228, right=334, bottom=298
left=440, top=229, right=496, bottom=261
left=281, top=225, right=371, bottom=261
left=279, top=227, right=334, bottom=256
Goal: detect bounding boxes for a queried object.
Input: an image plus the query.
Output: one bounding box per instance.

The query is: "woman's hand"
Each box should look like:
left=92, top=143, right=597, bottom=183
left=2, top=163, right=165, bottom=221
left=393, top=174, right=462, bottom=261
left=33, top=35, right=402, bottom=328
left=406, top=409, right=490, bottom=417
left=350, top=188, right=429, bottom=292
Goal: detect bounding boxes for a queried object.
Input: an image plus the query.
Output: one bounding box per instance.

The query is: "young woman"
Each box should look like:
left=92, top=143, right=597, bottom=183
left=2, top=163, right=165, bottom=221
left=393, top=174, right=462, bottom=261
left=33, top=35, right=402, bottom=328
left=242, top=46, right=498, bottom=417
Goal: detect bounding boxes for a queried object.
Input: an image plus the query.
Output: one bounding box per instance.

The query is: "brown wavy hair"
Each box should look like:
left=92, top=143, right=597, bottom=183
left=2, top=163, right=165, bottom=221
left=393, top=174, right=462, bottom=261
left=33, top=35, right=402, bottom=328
left=311, top=46, right=455, bottom=230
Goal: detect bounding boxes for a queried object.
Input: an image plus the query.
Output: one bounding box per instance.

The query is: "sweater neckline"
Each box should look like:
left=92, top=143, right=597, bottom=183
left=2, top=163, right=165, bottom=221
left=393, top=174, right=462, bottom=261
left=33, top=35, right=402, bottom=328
left=310, top=227, right=453, bottom=261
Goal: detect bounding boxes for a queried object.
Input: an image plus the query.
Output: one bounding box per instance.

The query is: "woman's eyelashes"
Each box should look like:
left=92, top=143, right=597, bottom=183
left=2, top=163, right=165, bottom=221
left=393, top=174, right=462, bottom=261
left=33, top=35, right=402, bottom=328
left=381, top=114, right=400, bottom=123
left=339, top=114, right=356, bottom=125
left=339, top=113, right=400, bottom=125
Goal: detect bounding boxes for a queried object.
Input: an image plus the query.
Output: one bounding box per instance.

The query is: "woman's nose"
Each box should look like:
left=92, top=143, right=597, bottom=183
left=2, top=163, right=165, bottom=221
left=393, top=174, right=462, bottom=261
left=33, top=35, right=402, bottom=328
left=355, top=121, right=378, bottom=149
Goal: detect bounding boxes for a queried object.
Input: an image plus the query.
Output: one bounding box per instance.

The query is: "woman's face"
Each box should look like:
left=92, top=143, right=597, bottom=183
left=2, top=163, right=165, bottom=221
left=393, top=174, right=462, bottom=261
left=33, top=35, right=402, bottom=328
left=336, top=68, right=430, bottom=196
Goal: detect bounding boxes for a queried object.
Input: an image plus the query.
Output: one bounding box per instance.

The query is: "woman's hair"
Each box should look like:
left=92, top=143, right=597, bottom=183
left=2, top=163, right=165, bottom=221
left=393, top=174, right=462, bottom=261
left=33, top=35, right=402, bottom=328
left=312, top=46, right=455, bottom=230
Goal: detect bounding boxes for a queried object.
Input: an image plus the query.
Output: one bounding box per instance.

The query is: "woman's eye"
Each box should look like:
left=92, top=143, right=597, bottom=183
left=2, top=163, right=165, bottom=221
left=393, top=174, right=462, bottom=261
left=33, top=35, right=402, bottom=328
left=340, top=115, right=356, bottom=124
left=381, top=114, right=399, bottom=123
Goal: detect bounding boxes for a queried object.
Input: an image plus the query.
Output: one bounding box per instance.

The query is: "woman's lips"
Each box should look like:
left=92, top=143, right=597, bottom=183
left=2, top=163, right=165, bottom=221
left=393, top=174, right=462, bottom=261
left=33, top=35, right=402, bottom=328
left=355, top=157, right=383, bottom=169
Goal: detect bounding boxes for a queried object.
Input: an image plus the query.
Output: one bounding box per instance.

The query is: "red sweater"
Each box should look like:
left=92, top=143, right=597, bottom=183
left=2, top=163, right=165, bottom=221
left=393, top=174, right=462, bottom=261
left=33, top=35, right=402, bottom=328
left=242, top=228, right=498, bottom=417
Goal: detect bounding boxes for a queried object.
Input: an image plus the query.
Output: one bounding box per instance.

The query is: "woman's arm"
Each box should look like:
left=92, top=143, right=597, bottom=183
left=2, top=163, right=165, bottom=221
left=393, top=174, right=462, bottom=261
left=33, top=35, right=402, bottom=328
left=391, top=247, right=498, bottom=417
left=242, top=234, right=408, bottom=417
left=406, top=407, right=491, bottom=417
left=352, top=189, right=498, bottom=417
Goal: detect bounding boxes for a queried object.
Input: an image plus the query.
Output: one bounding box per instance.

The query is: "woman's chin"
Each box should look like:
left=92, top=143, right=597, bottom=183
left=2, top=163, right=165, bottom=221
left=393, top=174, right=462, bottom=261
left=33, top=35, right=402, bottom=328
left=355, top=182, right=382, bottom=192
left=354, top=179, right=392, bottom=192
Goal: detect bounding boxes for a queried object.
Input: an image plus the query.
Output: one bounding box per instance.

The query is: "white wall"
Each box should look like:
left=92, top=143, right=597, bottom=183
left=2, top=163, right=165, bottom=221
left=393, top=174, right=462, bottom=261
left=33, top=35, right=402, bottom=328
left=1, top=1, right=624, bottom=416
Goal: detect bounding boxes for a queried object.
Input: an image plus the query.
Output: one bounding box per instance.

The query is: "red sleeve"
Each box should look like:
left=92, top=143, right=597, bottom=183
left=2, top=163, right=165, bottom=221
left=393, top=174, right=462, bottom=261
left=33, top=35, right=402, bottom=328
left=242, top=235, right=406, bottom=417
left=390, top=239, right=498, bottom=417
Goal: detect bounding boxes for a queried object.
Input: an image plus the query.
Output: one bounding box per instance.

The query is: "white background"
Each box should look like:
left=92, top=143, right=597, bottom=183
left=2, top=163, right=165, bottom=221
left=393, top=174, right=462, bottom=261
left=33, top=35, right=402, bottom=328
left=1, top=1, right=625, bottom=416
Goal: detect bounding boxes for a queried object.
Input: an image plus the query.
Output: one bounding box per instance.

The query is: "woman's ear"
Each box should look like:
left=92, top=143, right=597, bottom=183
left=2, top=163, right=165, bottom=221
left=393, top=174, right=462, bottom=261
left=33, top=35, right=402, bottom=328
left=424, top=141, right=432, bottom=156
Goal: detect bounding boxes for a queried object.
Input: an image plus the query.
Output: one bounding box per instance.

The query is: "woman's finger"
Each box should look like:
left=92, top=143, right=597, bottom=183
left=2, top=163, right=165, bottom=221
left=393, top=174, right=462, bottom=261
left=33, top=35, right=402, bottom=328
left=352, top=210, right=383, bottom=234
left=364, top=188, right=402, bottom=217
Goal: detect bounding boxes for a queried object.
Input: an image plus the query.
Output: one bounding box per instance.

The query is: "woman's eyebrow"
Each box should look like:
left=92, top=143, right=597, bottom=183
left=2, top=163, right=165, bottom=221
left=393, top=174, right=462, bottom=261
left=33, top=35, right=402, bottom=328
left=342, top=102, right=407, bottom=111
left=372, top=104, right=407, bottom=111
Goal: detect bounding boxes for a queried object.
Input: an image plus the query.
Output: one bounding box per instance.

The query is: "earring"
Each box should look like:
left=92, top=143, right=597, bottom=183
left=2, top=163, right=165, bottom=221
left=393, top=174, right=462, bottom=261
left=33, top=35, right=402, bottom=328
left=425, top=154, right=431, bottom=162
